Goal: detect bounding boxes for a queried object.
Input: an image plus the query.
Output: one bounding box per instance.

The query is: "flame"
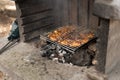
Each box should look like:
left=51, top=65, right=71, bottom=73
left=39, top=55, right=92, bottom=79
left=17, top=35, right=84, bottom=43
left=48, top=26, right=94, bottom=47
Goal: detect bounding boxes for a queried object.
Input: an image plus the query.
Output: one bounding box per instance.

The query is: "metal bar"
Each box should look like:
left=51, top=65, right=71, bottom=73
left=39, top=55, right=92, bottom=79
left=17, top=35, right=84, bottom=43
left=0, top=39, right=19, bottom=54
left=0, top=41, right=12, bottom=54
left=46, top=37, right=97, bottom=53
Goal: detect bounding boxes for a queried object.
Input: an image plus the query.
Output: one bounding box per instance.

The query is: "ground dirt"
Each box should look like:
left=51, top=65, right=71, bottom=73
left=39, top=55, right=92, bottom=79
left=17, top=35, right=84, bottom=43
left=0, top=0, right=107, bottom=80
left=0, top=39, right=107, bottom=80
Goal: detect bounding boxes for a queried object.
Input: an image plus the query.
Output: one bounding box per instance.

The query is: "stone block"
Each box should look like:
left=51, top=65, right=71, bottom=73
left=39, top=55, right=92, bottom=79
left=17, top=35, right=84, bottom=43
left=93, top=0, right=120, bottom=20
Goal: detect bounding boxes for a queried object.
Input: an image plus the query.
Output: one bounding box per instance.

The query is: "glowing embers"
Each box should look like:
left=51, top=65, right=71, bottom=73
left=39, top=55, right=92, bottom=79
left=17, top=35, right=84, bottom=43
left=48, top=26, right=95, bottom=47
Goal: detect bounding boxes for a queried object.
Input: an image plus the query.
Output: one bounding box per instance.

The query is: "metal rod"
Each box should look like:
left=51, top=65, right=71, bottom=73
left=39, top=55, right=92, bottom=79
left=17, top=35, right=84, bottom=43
left=0, top=39, right=19, bottom=54
left=0, top=41, right=12, bottom=53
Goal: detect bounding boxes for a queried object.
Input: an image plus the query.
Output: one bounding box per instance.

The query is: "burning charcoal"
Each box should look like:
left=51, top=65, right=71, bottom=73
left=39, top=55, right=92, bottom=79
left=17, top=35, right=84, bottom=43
left=41, top=43, right=56, bottom=57
left=40, top=47, right=49, bottom=57
left=58, top=49, right=67, bottom=56
left=49, top=51, right=59, bottom=59
left=46, top=49, right=55, bottom=58
left=57, top=49, right=67, bottom=63
left=41, top=49, right=52, bottom=57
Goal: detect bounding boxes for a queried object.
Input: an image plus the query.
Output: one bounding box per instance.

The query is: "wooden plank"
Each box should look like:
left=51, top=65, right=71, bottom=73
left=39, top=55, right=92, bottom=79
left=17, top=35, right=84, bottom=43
left=78, top=0, right=88, bottom=27
left=88, top=0, right=99, bottom=30
left=69, top=0, right=78, bottom=25
left=15, top=0, right=54, bottom=42
left=53, top=0, right=63, bottom=27
left=95, top=18, right=110, bottom=73
left=22, top=17, right=54, bottom=33
left=18, top=0, right=52, bottom=9
left=17, top=0, right=53, bottom=17
left=19, top=10, right=53, bottom=25
left=54, top=0, right=78, bottom=26
left=23, top=24, right=55, bottom=41
left=19, top=6, right=52, bottom=17
left=62, top=0, right=69, bottom=26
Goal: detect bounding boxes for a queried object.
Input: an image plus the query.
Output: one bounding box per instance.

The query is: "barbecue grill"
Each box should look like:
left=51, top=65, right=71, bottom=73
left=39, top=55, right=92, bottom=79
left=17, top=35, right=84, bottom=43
left=39, top=27, right=97, bottom=66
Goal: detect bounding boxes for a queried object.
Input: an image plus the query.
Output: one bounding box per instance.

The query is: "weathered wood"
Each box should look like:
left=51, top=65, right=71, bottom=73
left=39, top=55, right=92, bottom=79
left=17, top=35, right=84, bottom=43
left=15, top=0, right=54, bottom=41
left=18, top=0, right=52, bottom=9
left=22, top=17, right=54, bottom=33
left=69, top=0, right=78, bottom=25
left=95, top=18, right=110, bottom=73
left=19, top=6, right=52, bottom=17
left=53, top=0, right=63, bottom=27
left=78, top=0, right=88, bottom=27
left=23, top=24, right=55, bottom=41
left=53, top=0, right=78, bottom=26
left=62, top=0, right=69, bottom=26
left=19, top=10, right=53, bottom=25
left=88, top=0, right=99, bottom=30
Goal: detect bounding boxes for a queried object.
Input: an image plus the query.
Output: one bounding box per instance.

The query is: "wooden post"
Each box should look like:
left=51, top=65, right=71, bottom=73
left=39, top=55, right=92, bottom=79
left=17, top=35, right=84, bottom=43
left=95, top=18, right=110, bottom=73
